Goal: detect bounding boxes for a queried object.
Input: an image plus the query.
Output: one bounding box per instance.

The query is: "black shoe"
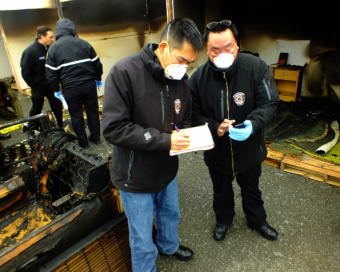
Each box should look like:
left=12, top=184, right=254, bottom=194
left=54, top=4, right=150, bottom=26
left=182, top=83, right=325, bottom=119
left=89, top=138, right=100, bottom=145
left=79, top=141, right=89, bottom=149
left=22, top=124, right=36, bottom=133
left=0, top=133, right=11, bottom=140
left=160, top=245, right=193, bottom=261
left=213, top=223, right=229, bottom=241
left=22, top=125, right=28, bottom=133
left=248, top=221, right=278, bottom=241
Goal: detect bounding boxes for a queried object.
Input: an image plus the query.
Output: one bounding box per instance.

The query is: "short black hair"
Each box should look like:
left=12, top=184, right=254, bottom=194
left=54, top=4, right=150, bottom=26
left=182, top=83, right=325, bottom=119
left=160, top=18, right=203, bottom=51
left=203, top=20, right=238, bottom=43
left=36, top=26, right=52, bottom=39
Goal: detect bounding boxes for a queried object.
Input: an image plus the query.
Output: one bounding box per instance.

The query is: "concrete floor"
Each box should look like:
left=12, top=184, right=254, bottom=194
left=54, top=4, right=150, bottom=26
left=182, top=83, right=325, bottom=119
left=158, top=152, right=340, bottom=272
left=1, top=93, right=339, bottom=272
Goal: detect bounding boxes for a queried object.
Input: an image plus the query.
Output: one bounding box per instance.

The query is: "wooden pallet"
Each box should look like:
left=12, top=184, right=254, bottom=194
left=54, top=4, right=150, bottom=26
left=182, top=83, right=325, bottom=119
left=265, top=147, right=340, bottom=186
left=53, top=219, right=131, bottom=272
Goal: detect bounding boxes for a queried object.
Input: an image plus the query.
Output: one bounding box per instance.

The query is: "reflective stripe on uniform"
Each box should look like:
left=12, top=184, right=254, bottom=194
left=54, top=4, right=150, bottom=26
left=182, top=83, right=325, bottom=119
left=45, top=56, right=99, bottom=71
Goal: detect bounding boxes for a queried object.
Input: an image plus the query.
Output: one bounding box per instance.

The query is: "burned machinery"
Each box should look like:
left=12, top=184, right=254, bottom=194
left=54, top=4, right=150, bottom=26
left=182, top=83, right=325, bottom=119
left=0, top=113, right=124, bottom=272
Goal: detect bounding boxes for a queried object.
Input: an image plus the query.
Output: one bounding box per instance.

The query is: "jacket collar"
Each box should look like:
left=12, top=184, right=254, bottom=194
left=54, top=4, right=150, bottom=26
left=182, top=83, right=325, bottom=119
left=35, top=38, right=47, bottom=51
left=140, top=43, right=164, bottom=81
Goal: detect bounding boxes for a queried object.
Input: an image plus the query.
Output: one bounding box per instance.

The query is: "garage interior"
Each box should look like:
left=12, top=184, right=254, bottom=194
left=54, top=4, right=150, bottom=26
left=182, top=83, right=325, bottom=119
left=0, top=0, right=339, bottom=271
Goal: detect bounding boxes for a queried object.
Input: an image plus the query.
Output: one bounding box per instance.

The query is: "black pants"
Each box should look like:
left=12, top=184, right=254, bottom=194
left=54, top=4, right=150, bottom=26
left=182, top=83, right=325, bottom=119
left=30, top=87, right=63, bottom=127
left=208, top=163, right=267, bottom=226
left=63, top=82, right=100, bottom=146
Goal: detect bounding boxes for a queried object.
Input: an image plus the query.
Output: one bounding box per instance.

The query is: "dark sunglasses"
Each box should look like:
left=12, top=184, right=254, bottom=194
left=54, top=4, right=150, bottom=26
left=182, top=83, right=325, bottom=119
left=206, top=20, right=232, bottom=31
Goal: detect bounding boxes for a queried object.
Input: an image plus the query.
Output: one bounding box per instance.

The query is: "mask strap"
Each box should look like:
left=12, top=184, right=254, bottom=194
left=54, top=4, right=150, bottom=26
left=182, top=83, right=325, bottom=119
left=166, top=23, right=171, bottom=43
left=165, top=23, right=173, bottom=66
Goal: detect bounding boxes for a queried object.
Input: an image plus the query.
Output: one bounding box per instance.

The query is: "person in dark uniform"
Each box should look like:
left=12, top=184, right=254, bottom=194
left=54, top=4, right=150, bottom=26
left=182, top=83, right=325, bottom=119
left=103, top=18, right=202, bottom=272
left=189, top=20, right=280, bottom=242
left=20, top=26, right=63, bottom=128
left=45, top=18, right=103, bottom=148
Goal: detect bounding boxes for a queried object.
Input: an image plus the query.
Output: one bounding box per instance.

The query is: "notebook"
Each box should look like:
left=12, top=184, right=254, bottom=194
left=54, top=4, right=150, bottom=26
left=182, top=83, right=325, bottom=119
left=170, top=123, right=215, bottom=156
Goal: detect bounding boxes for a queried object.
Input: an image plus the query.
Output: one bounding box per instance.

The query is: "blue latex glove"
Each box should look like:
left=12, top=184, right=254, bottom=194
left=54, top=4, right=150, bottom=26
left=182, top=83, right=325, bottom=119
left=54, top=91, right=68, bottom=109
left=95, top=80, right=103, bottom=88
left=228, top=120, right=253, bottom=141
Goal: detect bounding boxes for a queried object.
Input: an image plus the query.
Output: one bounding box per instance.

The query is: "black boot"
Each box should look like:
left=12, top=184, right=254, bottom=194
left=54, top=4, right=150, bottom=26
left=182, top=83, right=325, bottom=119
left=89, top=136, right=100, bottom=145
left=0, top=133, right=11, bottom=140
left=79, top=139, right=89, bottom=149
left=213, top=223, right=229, bottom=241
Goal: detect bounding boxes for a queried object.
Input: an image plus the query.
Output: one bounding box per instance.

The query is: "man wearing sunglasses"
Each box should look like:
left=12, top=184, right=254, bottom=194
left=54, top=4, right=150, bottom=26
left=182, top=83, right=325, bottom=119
left=189, top=20, right=279, bottom=242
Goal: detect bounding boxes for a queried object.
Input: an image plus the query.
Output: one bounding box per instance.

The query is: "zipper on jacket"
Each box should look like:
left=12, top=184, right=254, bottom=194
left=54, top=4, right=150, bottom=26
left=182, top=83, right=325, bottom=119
left=165, top=84, right=171, bottom=104
left=127, top=150, right=135, bottom=181
left=165, top=84, right=171, bottom=130
left=160, top=85, right=171, bottom=131
left=220, top=90, right=225, bottom=120
left=160, top=90, right=165, bottom=127
left=223, top=72, right=236, bottom=176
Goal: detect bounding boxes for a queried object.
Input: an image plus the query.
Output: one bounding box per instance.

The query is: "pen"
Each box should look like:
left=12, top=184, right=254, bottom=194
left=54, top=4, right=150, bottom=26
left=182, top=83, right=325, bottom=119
left=172, top=123, right=180, bottom=132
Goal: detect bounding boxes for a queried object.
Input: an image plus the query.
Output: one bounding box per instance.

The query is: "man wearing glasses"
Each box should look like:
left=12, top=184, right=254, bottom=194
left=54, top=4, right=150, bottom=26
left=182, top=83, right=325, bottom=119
left=189, top=20, right=280, bottom=242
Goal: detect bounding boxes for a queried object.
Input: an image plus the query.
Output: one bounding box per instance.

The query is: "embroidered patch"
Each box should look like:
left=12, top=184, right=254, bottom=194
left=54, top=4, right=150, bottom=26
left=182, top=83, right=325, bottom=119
left=174, top=99, right=181, bottom=114
left=144, top=131, right=152, bottom=142
left=233, top=92, right=246, bottom=106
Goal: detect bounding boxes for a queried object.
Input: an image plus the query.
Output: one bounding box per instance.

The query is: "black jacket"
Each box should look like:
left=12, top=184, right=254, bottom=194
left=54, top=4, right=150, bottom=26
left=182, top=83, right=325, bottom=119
left=20, top=39, right=49, bottom=89
left=189, top=53, right=279, bottom=175
left=102, top=44, right=191, bottom=193
left=45, top=18, right=102, bottom=91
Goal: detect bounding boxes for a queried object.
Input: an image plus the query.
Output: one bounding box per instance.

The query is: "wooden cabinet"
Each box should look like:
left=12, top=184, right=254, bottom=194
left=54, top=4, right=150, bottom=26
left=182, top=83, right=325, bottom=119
left=273, top=67, right=301, bottom=102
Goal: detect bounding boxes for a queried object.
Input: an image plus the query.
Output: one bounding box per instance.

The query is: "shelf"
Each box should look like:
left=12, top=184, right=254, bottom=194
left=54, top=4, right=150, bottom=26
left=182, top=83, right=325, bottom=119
left=273, top=67, right=301, bottom=102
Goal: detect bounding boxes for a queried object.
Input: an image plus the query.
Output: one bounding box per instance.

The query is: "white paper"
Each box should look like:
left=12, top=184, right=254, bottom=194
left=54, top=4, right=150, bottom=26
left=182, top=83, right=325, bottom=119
left=170, top=123, right=215, bottom=156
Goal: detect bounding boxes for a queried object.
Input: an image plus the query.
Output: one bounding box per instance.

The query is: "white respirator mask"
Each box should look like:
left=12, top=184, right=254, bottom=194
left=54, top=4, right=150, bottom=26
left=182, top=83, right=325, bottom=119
left=213, top=53, right=234, bottom=69
left=164, top=64, right=188, bottom=80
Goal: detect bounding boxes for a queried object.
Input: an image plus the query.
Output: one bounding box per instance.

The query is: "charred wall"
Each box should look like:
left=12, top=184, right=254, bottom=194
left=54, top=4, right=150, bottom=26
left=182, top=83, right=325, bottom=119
left=0, top=9, right=58, bottom=90
left=0, top=1, right=167, bottom=93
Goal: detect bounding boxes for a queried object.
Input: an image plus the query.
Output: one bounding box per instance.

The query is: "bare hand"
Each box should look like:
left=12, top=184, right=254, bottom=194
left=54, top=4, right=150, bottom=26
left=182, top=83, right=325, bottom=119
left=171, top=132, right=190, bottom=150
left=217, top=119, right=235, bottom=137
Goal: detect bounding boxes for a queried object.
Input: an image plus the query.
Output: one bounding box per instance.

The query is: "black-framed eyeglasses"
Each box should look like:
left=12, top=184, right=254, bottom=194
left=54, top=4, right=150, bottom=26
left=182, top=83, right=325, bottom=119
left=206, top=20, right=232, bottom=31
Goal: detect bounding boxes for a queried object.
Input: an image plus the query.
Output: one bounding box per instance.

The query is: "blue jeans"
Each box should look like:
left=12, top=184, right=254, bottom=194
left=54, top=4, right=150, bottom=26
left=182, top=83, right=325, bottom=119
left=119, top=178, right=180, bottom=272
